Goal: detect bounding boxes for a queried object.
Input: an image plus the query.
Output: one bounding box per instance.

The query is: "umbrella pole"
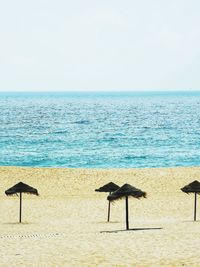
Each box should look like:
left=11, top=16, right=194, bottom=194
left=194, top=193, right=197, bottom=221
left=125, top=196, right=129, bottom=230
left=107, top=192, right=111, bottom=222
left=19, top=192, right=22, bottom=223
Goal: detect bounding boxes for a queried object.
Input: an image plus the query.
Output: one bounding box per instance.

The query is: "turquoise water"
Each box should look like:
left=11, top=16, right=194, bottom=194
left=0, top=91, right=200, bottom=168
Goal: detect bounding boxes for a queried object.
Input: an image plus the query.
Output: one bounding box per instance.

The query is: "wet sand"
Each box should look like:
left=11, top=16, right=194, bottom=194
left=0, top=166, right=200, bottom=266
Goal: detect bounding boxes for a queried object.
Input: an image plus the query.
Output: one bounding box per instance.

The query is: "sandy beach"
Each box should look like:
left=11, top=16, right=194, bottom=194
left=0, top=166, right=200, bottom=266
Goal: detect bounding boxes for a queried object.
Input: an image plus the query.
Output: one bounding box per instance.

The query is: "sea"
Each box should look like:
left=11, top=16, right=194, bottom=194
left=0, top=91, right=200, bottom=168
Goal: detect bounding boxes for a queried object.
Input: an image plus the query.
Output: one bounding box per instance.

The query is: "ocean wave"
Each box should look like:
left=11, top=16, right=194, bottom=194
left=73, top=120, right=91, bottom=124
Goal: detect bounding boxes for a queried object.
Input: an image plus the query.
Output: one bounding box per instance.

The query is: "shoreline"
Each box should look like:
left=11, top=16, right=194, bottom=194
left=1, top=165, right=200, bottom=169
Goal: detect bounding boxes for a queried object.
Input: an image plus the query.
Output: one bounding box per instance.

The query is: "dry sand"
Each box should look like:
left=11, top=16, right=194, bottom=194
left=0, top=166, right=200, bottom=266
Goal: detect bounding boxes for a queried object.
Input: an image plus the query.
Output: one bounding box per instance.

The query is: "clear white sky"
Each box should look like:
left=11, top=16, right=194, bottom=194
left=0, top=0, right=200, bottom=92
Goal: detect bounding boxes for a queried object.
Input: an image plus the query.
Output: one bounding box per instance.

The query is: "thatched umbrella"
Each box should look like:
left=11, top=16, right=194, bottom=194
left=95, top=182, right=120, bottom=222
left=181, top=180, right=200, bottom=221
left=107, top=183, right=146, bottom=230
left=5, top=182, right=39, bottom=223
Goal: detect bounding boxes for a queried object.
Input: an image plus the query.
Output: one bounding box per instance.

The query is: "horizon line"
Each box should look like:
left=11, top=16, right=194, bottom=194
left=0, top=89, right=199, bottom=93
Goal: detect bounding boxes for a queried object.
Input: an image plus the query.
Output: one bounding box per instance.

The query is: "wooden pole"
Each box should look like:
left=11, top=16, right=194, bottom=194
left=19, top=192, right=22, bottom=223
left=125, top=196, right=129, bottom=230
left=107, top=192, right=111, bottom=222
left=194, top=193, right=197, bottom=221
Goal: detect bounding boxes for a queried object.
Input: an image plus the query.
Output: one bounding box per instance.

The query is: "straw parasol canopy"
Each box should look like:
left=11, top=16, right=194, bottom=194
left=108, top=183, right=146, bottom=201
left=95, top=182, right=120, bottom=222
left=108, top=183, right=146, bottom=230
left=181, top=180, right=200, bottom=221
left=5, top=182, right=39, bottom=223
left=5, top=182, right=39, bottom=196
left=95, top=182, right=120, bottom=193
left=181, top=180, right=200, bottom=194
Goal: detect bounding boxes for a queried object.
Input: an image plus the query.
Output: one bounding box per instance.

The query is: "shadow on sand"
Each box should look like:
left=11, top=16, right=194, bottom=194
left=96, top=221, right=121, bottom=224
left=100, top=227, right=162, bottom=233
left=2, top=222, right=33, bottom=225
left=182, top=220, right=199, bottom=223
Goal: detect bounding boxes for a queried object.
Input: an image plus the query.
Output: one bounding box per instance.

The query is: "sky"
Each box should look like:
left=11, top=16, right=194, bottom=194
left=0, top=0, right=200, bottom=92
